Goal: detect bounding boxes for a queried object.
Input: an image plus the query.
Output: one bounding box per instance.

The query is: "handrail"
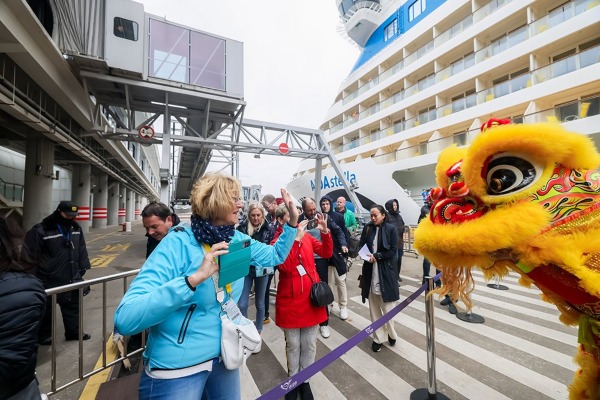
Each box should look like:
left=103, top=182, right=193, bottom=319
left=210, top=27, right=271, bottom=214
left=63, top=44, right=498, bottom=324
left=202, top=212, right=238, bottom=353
left=331, top=45, right=600, bottom=154
left=43, top=269, right=140, bottom=396
left=331, top=0, right=597, bottom=130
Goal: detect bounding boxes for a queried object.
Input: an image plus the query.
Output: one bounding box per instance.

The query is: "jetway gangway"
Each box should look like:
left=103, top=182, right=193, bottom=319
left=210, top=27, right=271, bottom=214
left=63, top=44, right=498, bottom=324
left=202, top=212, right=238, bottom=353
left=0, top=0, right=367, bottom=227
left=93, top=115, right=368, bottom=214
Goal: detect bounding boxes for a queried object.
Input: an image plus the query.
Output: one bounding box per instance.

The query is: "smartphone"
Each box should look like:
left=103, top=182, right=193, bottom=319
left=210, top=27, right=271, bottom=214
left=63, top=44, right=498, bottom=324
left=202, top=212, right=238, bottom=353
left=218, top=239, right=251, bottom=287
left=307, top=219, right=318, bottom=231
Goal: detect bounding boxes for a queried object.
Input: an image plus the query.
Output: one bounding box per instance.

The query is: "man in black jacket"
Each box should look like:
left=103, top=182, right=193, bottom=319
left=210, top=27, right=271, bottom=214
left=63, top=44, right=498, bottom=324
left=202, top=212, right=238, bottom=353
left=141, top=201, right=181, bottom=258
left=24, top=201, right=92, bottom=345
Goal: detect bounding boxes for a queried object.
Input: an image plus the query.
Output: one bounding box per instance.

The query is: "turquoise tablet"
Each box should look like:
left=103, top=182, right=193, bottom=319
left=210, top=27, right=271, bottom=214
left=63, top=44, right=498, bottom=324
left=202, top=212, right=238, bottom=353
left=218, top=238, right=251, bottom=287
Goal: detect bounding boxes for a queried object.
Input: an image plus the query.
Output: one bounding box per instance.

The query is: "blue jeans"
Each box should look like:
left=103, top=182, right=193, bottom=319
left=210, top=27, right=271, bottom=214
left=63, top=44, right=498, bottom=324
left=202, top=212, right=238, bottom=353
left=237, top=267, right=269, bottom=332
left=138, top=361, right=240, bottom=400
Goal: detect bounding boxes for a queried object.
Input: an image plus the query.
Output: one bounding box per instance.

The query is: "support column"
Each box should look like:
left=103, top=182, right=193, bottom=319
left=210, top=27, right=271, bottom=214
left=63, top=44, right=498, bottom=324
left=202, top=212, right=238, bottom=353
left=92, top=173, right=108, bottom=229
left=160, top=98, right=171, bottom=204
left=71, top=164, right=91, bottom=233
left=126, top=189, right=134, bottom=222
left=134, top=193, right=141, bottom=220
left=107, top=182, right=119, bottom=226
left=118, top=185, right=126, bottom=224
left=23, top=138, right=55, bottom=230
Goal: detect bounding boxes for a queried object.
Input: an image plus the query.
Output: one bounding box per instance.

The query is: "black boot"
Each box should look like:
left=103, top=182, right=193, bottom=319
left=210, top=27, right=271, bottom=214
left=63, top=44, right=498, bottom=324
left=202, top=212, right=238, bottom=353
left=285, top=387, right=299, bottom=400
left=448, top=302, right=458, bottom=314
left=298, top=382, right=314, bottom=400
left=440, top=295, right=451, bottom=306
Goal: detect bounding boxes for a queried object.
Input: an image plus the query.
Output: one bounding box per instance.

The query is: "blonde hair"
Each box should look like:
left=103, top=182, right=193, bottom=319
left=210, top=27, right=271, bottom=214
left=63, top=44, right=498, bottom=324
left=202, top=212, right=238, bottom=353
left=246, top=202, right=265, bottom=236
left=247, top=202, right=265, bottom=219
left=190, top=173, right=242, bottom=221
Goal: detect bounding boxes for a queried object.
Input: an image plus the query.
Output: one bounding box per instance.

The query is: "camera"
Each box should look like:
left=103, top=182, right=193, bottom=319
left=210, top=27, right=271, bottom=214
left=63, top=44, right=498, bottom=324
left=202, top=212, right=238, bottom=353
left=307, top=219, right=318, bottom=231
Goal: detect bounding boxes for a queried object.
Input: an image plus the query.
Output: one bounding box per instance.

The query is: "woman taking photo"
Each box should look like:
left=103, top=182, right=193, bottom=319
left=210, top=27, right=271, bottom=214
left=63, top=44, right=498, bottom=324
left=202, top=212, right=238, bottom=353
left=236, top=202, right=274, bottom=342
left=115, top=173, right=299, bottom=400
left=359, top=204, right=400, bottom=353
left=272, top=204, right=332, bottom=400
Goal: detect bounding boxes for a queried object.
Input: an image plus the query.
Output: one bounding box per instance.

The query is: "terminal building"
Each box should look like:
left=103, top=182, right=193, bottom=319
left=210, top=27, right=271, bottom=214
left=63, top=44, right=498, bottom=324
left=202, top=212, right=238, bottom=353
left=0, top=0, right=245, bottom=231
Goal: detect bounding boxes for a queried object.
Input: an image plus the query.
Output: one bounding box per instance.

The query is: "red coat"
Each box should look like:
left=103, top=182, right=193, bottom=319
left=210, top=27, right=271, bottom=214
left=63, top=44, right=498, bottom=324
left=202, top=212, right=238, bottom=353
left=274, top=231, right=333, bottom=329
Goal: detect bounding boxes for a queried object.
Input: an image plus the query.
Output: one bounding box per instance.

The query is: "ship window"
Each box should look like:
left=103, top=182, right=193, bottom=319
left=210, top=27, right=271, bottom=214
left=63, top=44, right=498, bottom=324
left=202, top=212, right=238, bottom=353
left=114, top=17, right=139, bottom=41
left=408, top=0, right=427, bottom=22
left=453, top=132, right=466, bottom=146
left=384, top=19, right=398, bottom=42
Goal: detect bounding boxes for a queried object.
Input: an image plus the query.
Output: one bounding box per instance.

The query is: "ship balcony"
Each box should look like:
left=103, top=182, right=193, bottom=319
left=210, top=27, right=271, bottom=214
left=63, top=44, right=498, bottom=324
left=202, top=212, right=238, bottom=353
left=333, top=0, right=599, bottom=112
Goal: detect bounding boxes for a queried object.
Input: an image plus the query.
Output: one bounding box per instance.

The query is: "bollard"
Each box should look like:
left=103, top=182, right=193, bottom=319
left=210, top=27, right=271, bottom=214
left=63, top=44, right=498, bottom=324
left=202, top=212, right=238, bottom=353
left=125, top=221, right=132, bottom=232
left=410, top=276, right=449, bottom=399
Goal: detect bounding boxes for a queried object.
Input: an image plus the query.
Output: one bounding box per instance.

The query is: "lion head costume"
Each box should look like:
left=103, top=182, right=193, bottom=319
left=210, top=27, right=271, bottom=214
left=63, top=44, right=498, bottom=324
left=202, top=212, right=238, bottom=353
left=414, top=118, right=600, bottom=399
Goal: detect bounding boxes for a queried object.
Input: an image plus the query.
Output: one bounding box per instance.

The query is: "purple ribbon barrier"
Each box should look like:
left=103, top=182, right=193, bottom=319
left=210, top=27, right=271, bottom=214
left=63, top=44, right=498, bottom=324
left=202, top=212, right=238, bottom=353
left=257, top=274, right=441, bottom=400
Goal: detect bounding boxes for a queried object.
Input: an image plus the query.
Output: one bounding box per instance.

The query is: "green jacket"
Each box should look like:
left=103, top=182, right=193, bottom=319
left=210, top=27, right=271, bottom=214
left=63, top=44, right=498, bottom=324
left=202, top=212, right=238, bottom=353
left=342, top=208, right=358, bottom=232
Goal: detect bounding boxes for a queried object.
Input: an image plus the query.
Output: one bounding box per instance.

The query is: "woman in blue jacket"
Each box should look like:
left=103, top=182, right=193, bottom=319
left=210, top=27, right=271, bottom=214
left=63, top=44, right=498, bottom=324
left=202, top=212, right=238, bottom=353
left=115, top=173, right=298, bottom=400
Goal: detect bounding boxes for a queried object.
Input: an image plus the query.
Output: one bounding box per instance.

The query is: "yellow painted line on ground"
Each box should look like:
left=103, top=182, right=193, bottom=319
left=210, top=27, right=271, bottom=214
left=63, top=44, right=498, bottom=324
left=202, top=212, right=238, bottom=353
left=87, top=230, right=119, bottom=244
left=79, top=333, right=118, bottom=400
left=100, top=244, right=131, bottom=252
left=90, top=254, right=118, bottom=268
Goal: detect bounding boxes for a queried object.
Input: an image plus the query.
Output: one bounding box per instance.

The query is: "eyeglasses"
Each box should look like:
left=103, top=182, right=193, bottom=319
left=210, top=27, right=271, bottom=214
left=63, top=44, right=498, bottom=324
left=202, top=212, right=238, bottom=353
left=231, top=197, right=243, bottom=204
left=262, top=201, right=275, bottom=209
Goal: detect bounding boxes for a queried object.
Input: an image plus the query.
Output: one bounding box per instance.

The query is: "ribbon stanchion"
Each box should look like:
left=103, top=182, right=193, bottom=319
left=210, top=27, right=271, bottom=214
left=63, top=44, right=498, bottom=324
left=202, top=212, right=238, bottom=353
left=411, top=274, right=450, bottom=400
left=257, top=280, right=429, bottom=400
left=487, top=276, right=509, bottom=290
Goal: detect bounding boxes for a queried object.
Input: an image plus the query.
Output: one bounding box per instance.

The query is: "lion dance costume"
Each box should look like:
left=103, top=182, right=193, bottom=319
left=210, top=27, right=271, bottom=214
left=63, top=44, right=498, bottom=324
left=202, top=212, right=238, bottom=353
left=414, top=118, right=600, bottom=399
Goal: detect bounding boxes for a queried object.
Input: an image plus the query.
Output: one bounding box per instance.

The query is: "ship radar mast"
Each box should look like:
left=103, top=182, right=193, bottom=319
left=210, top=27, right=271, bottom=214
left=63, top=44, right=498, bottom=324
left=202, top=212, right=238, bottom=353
left=336, top=0, right=382, bottom=47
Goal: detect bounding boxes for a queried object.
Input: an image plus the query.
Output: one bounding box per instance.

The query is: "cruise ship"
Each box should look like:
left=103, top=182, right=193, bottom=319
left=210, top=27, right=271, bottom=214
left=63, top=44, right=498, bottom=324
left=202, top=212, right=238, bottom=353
left=286, top=0, right=600, bottom=225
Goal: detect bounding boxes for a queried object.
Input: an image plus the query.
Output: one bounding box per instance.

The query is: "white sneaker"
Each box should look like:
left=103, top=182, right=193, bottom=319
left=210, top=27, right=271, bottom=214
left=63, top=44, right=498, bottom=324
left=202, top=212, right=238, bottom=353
left=339, top=307, right=349, bottom=320
left=319, top=325, right=331, bottom=338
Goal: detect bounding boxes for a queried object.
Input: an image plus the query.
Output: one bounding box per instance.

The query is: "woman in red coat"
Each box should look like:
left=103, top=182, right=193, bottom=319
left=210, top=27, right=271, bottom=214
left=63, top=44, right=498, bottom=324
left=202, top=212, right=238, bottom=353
left=272, top=204, right=332, bottom=400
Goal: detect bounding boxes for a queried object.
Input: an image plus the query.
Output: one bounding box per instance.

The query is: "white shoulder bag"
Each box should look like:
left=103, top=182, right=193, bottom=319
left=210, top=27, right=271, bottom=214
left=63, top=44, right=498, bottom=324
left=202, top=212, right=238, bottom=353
left=205, top=244, right=262, bottom=370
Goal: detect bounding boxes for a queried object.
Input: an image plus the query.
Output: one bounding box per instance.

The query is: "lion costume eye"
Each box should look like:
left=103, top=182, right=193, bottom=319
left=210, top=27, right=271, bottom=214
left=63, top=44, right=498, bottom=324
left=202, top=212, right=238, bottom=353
left=485, top=154, right=542, bottom=195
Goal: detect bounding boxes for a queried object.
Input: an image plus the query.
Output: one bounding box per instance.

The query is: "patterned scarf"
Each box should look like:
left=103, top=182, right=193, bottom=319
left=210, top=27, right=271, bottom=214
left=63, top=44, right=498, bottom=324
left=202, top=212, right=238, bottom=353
left=190, top=214, right=235, bottom=245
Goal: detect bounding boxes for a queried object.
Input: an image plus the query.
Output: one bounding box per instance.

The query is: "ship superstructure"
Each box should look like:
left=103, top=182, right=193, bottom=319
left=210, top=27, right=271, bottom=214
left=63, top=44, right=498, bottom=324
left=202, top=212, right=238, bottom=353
left=288, top=0, right=600, bottom=224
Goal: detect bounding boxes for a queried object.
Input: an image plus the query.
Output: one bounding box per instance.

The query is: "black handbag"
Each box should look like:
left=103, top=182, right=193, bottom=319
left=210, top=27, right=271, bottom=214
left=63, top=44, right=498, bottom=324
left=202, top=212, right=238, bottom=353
left=306, top=270, right=334, bottom=307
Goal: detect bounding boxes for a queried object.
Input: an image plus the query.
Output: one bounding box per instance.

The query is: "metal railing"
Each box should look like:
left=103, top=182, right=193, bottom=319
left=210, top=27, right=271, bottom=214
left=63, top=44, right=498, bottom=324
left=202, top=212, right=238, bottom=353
left=43, top=269, right=140, bottom=396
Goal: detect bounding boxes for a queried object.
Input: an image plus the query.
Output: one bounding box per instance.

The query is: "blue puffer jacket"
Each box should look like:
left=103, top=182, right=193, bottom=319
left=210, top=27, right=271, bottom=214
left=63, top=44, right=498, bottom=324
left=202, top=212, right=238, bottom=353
left=114, top=223, right=296, bottom=370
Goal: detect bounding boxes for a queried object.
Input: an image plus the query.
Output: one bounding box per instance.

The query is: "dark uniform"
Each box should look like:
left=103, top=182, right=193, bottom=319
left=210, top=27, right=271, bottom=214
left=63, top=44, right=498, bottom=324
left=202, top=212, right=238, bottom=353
left=24, top=204, right=91, bottom=343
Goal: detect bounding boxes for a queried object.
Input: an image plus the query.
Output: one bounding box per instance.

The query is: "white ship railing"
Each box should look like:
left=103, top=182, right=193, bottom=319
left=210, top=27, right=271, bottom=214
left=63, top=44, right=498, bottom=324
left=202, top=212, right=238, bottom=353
left=333, top=0, right=597, bottom=116
left=329, top=44, right=600, bottom=154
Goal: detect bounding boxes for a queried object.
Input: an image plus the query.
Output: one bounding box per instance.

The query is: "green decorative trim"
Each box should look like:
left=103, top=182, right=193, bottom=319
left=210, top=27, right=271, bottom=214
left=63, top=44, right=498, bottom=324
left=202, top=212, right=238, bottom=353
left=515, top=261, right=534, bottom=273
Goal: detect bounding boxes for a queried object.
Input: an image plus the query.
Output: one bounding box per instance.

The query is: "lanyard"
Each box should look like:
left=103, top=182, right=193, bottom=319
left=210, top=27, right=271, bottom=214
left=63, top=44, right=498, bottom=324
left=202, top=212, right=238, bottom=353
left=56, top=224, right=71, bottom=241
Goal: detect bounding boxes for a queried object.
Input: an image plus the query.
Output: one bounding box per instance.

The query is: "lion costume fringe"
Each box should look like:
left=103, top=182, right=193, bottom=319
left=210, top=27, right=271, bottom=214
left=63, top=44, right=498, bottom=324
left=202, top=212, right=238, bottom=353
left=414, top=119, right=600, bottom=399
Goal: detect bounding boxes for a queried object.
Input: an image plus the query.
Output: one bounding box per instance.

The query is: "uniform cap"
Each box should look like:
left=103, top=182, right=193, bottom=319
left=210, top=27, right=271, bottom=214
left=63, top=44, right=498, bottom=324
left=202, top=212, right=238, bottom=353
left=57, top=201, right=79, bottom=216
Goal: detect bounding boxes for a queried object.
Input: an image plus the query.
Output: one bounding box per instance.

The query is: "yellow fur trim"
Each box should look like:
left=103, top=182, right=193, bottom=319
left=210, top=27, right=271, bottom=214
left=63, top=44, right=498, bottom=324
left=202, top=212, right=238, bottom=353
left=569, top=345, right=600, bottom=400
left=414, top=201, right=549, bottom=269
left=434, top=145, right=467, bottom=188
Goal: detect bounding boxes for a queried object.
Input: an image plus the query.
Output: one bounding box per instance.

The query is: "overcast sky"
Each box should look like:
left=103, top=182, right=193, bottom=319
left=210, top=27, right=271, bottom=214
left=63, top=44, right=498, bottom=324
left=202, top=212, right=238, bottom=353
left=139, top=0, right=359, bottom=196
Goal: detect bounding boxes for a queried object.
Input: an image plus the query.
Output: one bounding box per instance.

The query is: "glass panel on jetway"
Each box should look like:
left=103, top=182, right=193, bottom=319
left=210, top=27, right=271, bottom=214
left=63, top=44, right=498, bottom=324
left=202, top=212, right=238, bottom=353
left=148, top=19, right=226, bottom=91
